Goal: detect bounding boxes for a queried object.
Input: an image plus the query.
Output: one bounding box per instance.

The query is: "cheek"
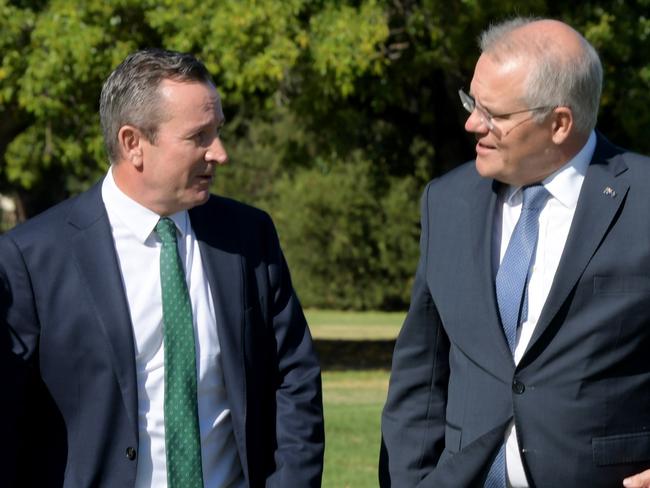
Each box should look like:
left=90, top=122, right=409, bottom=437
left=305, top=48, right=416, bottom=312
left=498, top=133, right=534, bottom=164
left=511, top=137, right=546, bottom=166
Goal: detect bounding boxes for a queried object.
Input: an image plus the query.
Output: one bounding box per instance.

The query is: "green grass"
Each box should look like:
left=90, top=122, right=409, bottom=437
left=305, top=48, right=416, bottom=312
left=306, top=309, right=405, bottom=340
left=322, top=370, right=390, bottom=488
left=307, top=310, right=397, bottom=485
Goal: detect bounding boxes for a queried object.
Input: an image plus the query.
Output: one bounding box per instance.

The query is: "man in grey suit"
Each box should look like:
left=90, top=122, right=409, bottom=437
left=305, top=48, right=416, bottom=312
left=0, top=48, right=324, bottom=487
left=380, top=17, right=650, bottom=488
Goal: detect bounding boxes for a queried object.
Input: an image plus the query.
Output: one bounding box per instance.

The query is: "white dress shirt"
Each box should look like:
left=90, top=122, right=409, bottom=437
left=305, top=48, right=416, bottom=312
left=492, top=131, right=596, bottom=487
left=102, top=168, right=244, bottom=488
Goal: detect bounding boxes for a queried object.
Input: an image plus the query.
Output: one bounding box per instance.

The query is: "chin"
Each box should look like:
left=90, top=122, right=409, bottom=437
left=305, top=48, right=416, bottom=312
left=177, top=193, right=210, bottom=212
left=475, top=157, right=498, bottom=179
left=194, top=190, right=211, bottom=205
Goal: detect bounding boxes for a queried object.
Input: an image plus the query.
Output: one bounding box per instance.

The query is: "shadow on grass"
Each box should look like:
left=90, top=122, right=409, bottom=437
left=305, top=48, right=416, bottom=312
left=314, top=339, right=395, bottom=371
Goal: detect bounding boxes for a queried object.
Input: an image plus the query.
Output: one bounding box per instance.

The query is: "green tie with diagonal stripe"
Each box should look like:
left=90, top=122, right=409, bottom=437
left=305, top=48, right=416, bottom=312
left=155, top=217, right=204, bottom=488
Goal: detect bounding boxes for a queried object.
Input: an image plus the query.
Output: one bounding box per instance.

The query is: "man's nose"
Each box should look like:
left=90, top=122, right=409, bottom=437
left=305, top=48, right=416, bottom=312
left=464, top=109, right=488, bottom=134
left=206, top=137, right=228, bottom=165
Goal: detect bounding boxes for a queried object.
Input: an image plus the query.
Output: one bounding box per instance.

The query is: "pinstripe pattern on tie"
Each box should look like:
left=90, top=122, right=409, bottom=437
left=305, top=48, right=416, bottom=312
left=484, top=185, right=549, bottom=488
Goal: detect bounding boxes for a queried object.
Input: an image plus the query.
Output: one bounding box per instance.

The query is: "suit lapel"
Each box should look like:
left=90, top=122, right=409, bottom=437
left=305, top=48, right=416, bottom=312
left=193, top=231, right=245, bottom=381
left=67, top=183, right=138, bottom=439
left=189, top=203, right=246, bottom=439
left=467, top=177, right=516, bottom=367
left=523, top=136, right=629, bottom=357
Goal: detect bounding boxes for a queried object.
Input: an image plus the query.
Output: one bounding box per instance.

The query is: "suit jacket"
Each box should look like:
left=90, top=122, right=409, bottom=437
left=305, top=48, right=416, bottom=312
left=0, top=182, right=324, bottom=487
left=379, top=134, right=650, bottom=487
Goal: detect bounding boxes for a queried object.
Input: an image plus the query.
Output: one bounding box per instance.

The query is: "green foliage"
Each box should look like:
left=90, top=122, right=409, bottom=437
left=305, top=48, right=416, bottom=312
left=2, top=0, right=650, bottom=308
left=211, top=106, right=314, bottom=204
left=309, top=0, right=389, bottom=97
left=565, top=1, right=650, bottom=150
left=1, top=0, right=151, bottom=207
left=272, top=153, right=419, bottom=309
left=146, top=0, right=308, bottom=104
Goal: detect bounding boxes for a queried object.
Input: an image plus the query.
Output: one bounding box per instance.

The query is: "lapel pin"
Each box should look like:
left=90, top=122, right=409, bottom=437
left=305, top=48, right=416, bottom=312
left=603, top=186, right=616, bottom=198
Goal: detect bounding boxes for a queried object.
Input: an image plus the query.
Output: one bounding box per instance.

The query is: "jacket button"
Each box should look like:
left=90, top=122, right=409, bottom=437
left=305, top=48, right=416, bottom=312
left=512, top=380, right=525, bottom=394
left=126, top=447, right=137, bottom=460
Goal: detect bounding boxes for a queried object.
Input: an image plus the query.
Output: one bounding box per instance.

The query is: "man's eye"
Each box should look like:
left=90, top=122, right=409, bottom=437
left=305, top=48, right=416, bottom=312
left=194, top=131, right=208, bottom=143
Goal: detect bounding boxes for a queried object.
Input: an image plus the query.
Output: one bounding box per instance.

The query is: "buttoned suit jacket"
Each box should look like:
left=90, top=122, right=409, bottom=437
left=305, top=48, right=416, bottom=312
left=379, top=133, right=650, bottom=487
left=0, top=182, right=324, bottom=487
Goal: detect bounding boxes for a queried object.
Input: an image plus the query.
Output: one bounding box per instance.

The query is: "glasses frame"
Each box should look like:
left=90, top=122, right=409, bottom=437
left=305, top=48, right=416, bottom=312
left=458, top=88, right=553, bottom=137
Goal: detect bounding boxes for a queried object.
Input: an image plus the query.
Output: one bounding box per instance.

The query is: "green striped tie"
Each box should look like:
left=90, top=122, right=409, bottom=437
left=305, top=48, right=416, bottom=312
left=155, top=217, right=204, bottom=488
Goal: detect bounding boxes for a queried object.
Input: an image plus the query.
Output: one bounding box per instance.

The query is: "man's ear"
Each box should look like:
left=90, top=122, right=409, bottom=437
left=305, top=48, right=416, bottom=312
left=550, top=107, right=573, bottom=145
left=117, top=125, right=145, bottom=169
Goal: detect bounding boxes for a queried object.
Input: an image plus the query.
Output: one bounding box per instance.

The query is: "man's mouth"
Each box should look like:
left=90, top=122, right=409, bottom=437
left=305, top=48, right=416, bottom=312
left=476, top=140, right=497, bottom=156
left=196, top=174, right=213, bottom=184
left=477, top=140, right=497, bottom=150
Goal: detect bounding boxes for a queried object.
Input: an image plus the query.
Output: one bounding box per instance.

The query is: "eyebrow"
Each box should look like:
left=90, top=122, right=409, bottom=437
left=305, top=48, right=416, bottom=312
left=473, top=96, right=497, bottom=116
left=468, top=89, right=492, bottom=112
left=185, top=117, right=225, bottom=138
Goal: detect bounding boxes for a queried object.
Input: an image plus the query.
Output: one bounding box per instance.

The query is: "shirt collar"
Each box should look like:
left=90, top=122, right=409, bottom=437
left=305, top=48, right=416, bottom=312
left=102, top=167, right=189, bottom=244
left=505, top=130, right=596, bottom=209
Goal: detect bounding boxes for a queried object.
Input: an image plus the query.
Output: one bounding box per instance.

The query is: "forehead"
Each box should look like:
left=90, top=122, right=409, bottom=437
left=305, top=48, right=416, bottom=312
left=157, top=79, right=223, bottom=122
left=470, top=53, right=529, bottom=108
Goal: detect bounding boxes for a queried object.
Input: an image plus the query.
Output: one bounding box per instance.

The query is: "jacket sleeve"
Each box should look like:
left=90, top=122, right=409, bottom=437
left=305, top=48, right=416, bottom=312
left=262, top=216, right=325, bottom=488
left=0, top=234, right=44, bottom=486
left=379, top=182, right=451, bottom=487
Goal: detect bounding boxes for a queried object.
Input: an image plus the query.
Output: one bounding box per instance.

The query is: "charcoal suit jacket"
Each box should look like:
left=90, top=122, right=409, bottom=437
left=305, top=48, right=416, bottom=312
left=380, top=133, right=650, bottom=487
left=0, top=181, right=324, bottom=487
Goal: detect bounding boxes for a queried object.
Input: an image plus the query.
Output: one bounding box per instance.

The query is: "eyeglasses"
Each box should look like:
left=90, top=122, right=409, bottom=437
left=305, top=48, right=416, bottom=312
left=458, top=88, right=552, bottom=137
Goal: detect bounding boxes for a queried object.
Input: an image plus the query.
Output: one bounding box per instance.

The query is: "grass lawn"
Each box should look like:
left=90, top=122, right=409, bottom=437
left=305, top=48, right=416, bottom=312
left=322, top=369, right=390, bottom=488
left=308, top=310, right=397, bottom=485
left=306, top=309, right=405, bottom=340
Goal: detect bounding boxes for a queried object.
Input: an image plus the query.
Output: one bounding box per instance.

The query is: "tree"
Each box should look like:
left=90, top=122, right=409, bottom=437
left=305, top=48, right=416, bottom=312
left=2, top=0, right=649, bottom=308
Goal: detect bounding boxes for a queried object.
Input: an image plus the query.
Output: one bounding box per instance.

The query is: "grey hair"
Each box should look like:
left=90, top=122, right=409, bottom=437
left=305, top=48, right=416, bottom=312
left=99, top=48, right=213, bottom=163
left=479, top=17, right=603, bottom=135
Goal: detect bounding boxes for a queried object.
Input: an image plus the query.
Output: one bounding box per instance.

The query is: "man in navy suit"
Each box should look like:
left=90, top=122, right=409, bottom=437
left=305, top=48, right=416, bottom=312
left=380, top=17, right=650, bottom=488
left=0, top=49, right=324, bottom=487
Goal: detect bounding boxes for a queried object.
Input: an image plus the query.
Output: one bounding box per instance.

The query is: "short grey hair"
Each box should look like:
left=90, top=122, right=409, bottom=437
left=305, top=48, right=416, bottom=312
left=479, top=17, right=603, bottom=135
left=99, top=48, right=213, bottom=163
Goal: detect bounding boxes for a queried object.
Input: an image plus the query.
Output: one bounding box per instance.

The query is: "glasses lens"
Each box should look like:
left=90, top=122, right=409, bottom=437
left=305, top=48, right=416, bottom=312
left=458, top=88, right=498, bottom=133
left=458, top=89, right=474, bottom=113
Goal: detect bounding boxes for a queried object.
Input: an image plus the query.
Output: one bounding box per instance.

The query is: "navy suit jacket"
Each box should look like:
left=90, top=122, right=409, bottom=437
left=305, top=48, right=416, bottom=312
left=0, top=182, right=324, bottom=487
left=380, top=134, right=650, bottom=487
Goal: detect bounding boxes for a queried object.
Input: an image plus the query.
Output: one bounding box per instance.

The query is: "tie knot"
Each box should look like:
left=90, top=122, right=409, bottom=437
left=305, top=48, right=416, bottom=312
left=521, top=184, right=549, bottom=210
left=155, top=217, right=177, bottom=244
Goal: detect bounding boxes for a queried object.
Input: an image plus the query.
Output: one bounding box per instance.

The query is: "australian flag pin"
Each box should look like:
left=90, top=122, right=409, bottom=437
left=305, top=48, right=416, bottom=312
left=603, top=186, right=616, bottom=198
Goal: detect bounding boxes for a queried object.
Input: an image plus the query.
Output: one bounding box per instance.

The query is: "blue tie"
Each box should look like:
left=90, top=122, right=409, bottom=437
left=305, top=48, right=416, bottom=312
left=484, top=184, right=549, bottom=488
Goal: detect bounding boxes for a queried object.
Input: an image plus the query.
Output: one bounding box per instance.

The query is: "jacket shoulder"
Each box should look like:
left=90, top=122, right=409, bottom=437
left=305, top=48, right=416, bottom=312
left=191, top=194, right=274, bottom=231
left=421, top=159, right=487, bottom=202
left=2, top=186, right=101, bottom=248
left=189, top=195, right=281, bottom=260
